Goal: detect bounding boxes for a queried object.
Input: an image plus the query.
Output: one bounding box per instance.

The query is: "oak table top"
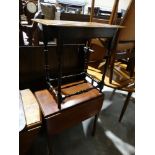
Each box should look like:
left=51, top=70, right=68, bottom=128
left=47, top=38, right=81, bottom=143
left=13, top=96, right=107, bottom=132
left=32, top=19, right=123, bottom=41
left=32, top=19, right=123, bottom=28
left=31, top=19, right=123, bottom=108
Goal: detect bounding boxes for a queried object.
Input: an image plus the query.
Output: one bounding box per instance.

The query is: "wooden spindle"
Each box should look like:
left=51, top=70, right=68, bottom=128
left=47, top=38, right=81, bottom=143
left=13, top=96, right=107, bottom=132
left=90, top=0, right=95, bottom=22
left=109, top=0, right=120, bottom=24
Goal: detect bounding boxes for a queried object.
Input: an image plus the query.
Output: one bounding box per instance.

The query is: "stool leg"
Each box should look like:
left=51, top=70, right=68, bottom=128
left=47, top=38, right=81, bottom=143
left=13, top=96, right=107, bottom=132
left=92, top=113, right=99, bottom=136
left=119, top=92, right=132, bottom=122
left=109, top=89, right=116, bottom=101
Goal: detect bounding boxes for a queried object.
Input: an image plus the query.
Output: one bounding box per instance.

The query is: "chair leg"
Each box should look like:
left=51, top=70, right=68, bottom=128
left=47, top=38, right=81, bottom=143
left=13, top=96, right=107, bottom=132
left=130, top=58, right=135, bottom=77
left=119, top=92, right=132, bottom=122
left=109, top=89, right=116, bottom=101
left=109, top=55, right=115, bottom=84
left=92, top=113, right=99, bottom=136
left=127, top=57, right=135, bottom=77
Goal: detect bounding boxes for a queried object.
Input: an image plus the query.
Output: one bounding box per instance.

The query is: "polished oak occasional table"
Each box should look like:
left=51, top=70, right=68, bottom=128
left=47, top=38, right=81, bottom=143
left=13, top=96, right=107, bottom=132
left=31, top=19, right=122, bottom=155
left=32, top=19, right=123, bottom=109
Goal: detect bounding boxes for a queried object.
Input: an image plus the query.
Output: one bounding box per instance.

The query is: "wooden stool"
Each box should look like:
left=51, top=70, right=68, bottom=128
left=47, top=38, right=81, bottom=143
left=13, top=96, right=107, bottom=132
left=35, top=81, right=104, bottom=136
left=34, top=81, right=104, bottom=154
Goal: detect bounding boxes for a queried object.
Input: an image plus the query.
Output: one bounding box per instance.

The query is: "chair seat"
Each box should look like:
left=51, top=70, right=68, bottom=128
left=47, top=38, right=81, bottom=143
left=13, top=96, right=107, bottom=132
left=88, top=63, right=135, bottom=92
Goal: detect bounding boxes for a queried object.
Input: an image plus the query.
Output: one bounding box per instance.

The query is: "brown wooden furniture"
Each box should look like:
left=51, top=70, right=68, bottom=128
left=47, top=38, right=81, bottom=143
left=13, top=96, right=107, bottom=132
left=19, top=19, right=121, bottom=154
left=90, top=0, right=121, bottom=24
left=19, top=89, right=42, bottom=155
left=88, top=62, right=134, bottom=122
left=89, top=0, right=121, bottom=67
left=109, top=0, right=120, bottom=25
left=19, top=45, right=104, bottom=141
left=32, top=19, right=122, bottom=108
left=34, top=82, right=104, bottom=155
left=109, top=0, right=135, bottom=84
left=35, top=82, right=104, bottom=136
left=87, top=0, right=135, bottom=122
left=27, top=19, right=121, bottom=154
left=109, top=0, right=135, bottom=122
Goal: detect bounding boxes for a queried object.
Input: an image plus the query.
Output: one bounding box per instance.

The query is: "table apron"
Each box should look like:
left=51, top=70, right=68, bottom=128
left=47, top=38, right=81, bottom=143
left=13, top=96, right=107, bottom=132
left=43, top=26, right=117, bottom=41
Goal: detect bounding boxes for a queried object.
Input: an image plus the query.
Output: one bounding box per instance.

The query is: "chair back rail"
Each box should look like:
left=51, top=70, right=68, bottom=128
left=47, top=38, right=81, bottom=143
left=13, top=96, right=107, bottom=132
left=117, top=0, right=135, bottom=43
left=109, top=0, right=120, bottom=25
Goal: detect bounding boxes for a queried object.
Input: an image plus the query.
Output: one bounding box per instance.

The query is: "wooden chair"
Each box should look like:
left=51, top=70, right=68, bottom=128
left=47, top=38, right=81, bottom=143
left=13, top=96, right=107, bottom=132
left=109, top=0, right=135, bottom=83
left=89, top=0, right=121, bottom=68
left=88, top=62, right=134, bottom=122
left=87, top=0, right=135, bottom=122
